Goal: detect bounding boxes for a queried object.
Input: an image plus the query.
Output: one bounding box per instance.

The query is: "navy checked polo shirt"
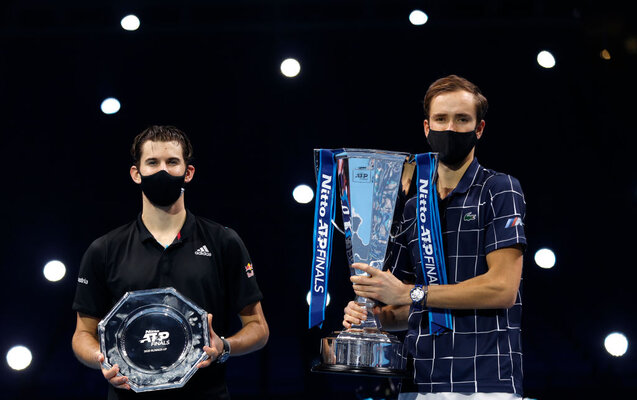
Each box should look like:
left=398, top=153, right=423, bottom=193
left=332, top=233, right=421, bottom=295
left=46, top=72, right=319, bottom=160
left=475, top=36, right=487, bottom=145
left=388, top=158, right=526, bottom=395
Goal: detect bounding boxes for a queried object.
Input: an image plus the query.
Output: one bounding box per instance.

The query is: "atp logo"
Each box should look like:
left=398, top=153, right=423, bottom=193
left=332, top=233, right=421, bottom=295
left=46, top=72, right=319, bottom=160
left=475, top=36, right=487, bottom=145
left=139, top=330, right=170, bottom=346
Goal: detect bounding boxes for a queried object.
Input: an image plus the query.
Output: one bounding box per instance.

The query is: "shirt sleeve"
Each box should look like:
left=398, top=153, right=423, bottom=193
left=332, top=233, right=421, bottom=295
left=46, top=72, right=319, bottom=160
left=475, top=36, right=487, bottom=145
left=222, top=228, right=263, bottom=314
left=483, top=174, right=527, bottom=254
left=72, top=237, right=112, bottom=318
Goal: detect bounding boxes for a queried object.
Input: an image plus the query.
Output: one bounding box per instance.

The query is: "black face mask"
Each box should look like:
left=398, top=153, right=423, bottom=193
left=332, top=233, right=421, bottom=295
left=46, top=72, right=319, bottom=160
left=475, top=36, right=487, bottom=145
left=426, top=129, right=478, bottom=166
left=139, top=170, right=186, bottom=207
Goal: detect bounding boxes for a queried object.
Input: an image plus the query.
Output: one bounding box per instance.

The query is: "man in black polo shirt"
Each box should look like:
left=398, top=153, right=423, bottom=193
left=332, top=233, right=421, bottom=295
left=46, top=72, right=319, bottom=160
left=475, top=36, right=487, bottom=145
left=72, top=125, right=269, bottom=399
left=343, top=75, right=526, bottom=399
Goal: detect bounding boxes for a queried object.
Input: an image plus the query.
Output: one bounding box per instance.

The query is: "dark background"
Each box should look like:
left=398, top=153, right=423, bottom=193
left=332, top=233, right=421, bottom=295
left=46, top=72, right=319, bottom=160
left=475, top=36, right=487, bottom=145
left=1, top=1, right=635, bottom=399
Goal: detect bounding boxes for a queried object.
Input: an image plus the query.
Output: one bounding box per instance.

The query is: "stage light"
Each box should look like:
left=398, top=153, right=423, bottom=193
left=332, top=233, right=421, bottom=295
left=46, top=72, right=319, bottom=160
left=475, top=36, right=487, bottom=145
left=409, top=10, right=428, bottom=25
left=6, top=346, right=32, bottom=371
left=306, top=290, right=331, bottom=307
left=604, top=332, right=628, bottom=357
left=280, top=58, right=301, bottom=78
left=101, top=98, right=121, bottom=115
left=534, top=248, right=556, bottom=269
left=121, top=15, right=140, bottom=31
left=537, top=50, right=556, bottom=68
left=600, top=49, right=611, bottom=60
left=293, top=184, right=314, bottom=204
left=43, top=260, right=66, bottom=282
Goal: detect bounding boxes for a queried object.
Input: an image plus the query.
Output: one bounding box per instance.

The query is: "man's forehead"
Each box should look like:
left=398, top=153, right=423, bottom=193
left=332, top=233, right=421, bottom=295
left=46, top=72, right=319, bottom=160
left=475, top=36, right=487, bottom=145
left=141, top=140, right=183, bottom=158
left=430, top=90, right=477, bottom=114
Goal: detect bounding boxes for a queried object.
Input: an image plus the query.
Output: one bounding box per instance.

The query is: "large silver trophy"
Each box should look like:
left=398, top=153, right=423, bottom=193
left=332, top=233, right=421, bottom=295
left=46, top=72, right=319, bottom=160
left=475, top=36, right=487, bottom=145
left=312, top=149, right=411, bottom=377
left=98, top=287, right=209, bottom=392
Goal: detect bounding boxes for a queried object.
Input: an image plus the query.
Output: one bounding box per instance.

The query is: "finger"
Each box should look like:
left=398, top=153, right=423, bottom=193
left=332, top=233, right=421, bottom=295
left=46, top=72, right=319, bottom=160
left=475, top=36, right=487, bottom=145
left=102, top=364, right=119, bottom=380
left=109, top=375, right=129, bottom=387
left=353, top=288, right=377, bottom=300
left=207, top=313, right=213, bottom=331
left=348, top=301, right=366, bottom=313
left=350, top=275, right=376, bottom=285
left=344, top=314, right=363, bottom=325
left=115, top=383, right=131, bottom=390
left=344, top=305, right=367, bottom=320
left=342, top=320, right=352, bottom=329
left=203, top=345, right=219, bottom=359
left=351, top=263, right=375, bottom=275
left=197, top=358, right=212, bottom=369
left=112, top=379, right=131, bottom=390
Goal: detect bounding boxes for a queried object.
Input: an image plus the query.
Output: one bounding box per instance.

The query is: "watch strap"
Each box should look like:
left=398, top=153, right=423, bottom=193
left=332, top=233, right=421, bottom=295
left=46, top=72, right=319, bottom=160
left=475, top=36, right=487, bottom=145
left=216, top=336, right=231, bottom=363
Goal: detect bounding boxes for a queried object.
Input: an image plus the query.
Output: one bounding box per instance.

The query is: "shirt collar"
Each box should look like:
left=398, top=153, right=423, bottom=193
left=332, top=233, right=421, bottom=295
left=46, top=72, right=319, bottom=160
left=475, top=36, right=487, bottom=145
left=446, top=157, right=481, bottom=197
left=136, top=210, right=195, bottom=244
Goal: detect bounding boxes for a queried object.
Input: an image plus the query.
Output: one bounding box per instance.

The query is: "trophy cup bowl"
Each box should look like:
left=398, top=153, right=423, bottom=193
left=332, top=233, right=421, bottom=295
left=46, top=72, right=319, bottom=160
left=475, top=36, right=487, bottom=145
left=98, top=287, right=209, bottom=392
left=312, top=149, right=410, bottom=377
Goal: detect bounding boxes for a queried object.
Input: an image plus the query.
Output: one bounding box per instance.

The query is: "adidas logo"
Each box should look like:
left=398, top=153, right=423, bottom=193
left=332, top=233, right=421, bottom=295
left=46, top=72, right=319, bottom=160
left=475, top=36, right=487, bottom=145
left=194, top=245, right=212, bottom=257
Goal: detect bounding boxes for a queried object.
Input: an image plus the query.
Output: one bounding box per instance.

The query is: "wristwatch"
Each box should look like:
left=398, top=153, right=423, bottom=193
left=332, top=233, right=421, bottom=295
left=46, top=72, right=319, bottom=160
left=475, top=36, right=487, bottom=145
left=410, top=284, right=428, bottom=307
left=216, top=336, right=231, bottom=363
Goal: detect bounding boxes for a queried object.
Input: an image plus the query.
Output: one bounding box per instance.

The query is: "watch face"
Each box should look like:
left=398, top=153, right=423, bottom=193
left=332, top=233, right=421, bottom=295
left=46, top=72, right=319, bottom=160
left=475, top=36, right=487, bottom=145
left=410, top=287, right=424, bottom=302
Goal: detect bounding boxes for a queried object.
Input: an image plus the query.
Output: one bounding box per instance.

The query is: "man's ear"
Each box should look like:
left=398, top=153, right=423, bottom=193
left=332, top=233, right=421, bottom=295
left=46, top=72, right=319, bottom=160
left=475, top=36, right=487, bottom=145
left=130, top=165, right=142, bottom=184
left=185, top=165, right=195, bottom=183
left=476, top=120, right=486, bottom=139
left=423, top=119, right=430, bottom=138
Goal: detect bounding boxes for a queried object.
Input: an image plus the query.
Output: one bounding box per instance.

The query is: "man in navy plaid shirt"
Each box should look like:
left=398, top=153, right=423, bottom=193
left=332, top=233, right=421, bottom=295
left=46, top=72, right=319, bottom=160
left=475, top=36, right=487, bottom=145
left=343, top=75, right=526, bottom=399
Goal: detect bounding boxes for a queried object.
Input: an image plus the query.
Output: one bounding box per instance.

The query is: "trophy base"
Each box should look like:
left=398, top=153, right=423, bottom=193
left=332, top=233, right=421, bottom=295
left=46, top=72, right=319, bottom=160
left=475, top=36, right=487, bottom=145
left=314, top=329, right=406, bottom=378
left=312, top=363, right=406, bottom=378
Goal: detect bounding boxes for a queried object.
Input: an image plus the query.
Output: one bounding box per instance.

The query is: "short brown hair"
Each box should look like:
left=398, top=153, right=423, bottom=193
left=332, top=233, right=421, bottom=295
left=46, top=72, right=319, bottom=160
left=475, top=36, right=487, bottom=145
left=131, top=125, right=194, bottom=167
left=423, top=75, right=488, bottom=123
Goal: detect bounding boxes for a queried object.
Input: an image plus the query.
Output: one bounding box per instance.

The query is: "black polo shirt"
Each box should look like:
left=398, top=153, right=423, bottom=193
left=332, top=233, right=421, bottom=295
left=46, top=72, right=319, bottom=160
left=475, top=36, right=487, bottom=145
left=73, top=210, right=263, bottom=400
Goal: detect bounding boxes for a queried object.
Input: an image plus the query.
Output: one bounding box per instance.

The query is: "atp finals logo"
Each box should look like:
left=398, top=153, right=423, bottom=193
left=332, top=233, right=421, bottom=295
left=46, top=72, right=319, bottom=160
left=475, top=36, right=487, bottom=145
left=139, top=330, right=170, bottom=353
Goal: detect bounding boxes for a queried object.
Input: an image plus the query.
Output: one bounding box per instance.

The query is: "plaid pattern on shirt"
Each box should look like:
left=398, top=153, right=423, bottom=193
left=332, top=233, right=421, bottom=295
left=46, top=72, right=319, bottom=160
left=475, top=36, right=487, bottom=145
left=388, top=158, right=526, bottom=395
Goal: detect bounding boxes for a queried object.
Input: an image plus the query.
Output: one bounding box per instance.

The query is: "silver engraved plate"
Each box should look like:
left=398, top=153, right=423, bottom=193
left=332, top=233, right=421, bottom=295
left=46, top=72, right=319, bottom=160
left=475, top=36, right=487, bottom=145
left=98, top=287, right=209, bottom=392
left=313, top=148, right=410, bottom=377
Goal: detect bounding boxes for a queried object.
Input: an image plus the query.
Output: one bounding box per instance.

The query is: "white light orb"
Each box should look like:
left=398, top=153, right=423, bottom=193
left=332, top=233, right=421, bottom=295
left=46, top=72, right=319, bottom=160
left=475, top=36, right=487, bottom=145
left=537, top=50, right=556, bottom=68
left=120, top=15, right=140, bottom=31
left=306, top=290, right=331, bottom=307
left=100, top=98, right=121, bottom=115
left=534, top=248, right=556, bottom=269
left=293, top=184, right=314, bottom=204
left=43, top=260, right=66, bottom=282
left=280, top=58, right=301, bottom=78
left=409, top=10, right=429, bottom=26
left=604, top=332, right=628, bottom=357
left=6, top=346, right=32, bottom=371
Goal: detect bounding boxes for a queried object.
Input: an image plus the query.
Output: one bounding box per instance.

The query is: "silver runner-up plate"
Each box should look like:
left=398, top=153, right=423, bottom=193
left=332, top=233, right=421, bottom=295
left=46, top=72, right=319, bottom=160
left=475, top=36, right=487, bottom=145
left=98, top=287, right=210, bottom=392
